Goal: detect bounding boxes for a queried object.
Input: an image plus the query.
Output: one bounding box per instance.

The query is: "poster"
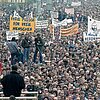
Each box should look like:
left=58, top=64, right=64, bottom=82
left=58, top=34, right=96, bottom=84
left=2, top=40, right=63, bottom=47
left=71, top=1, right=81, bottom=7
left=83, top=16, right=100, bottom=42
left=36, top=20, right=48, bottom=29
left=65, top=7, right=74, bottom=15
left=10, top=16, right=35, bottom=32
left=6, top=31, right=19, bottom=40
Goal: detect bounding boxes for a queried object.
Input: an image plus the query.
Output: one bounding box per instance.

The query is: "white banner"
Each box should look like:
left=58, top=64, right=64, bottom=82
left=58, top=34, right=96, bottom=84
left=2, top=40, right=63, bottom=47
left=65, top=8, right=74, bottom=15
left=83, top=32, right=100, bottom=42
left=52, top=18, right=73, bottom=27
left=36, top=20, right=48, bottom=28
left=71, top=1, right=81, bottom=7
left=6, top=31, right=19, bottom=40
left=51, top=11, right=58, bottom=19
left=83, top=16, right=100, bottom=42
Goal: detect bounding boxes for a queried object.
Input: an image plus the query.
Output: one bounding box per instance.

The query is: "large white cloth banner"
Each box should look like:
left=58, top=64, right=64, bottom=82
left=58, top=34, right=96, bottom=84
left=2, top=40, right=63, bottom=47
left=83, top=16, right=100, bottom=42
left=36, top=20, right=48, bottom=29
left=71, top=1, right=81, bottom=7
left=52, top=18, right=73, bottom=27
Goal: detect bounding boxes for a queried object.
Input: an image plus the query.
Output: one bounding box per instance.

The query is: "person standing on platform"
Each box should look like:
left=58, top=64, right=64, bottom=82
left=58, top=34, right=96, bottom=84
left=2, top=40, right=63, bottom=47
left=33, top=34, right=44, bottom=64
left=6, top=37, right=19, bottom=65
left=21, top=34, right=32, bottom=63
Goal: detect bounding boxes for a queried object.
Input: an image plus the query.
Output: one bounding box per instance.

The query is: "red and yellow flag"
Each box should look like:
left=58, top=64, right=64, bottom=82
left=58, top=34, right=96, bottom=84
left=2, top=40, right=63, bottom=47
left=60, top=23, right=79, bottom=36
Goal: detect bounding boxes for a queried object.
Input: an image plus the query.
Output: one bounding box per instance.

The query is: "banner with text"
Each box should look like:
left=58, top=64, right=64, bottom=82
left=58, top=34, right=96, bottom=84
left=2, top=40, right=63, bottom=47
left=10, top=16, right=35, bottom=32
left=6, top=31, right=19, bottom=40
left=60, top=24, right=79, bottom=36
left=36, top=20, right=48, bottom=29
left=83, top=16, right=100, bottom=42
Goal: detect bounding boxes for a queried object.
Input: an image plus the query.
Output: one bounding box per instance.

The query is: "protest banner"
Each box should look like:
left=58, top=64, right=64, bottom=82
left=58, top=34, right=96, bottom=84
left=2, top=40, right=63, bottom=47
left=51, top=11, right=58, bottom=19
left=71, top=1, right=81, bottom=7
left=6, top=31, right=19, bottom=40
left=65, top=7, right=74, bottom=15
left=83, top=16, right=100, bottom=42
left=60, top=23, right=79, bottom=36
left=52, top=18, right=73, bottom=27
left=10, top=16, right=35, bottom=32
left=36, top=20, right=48, bottom=29
left=83, top=32, right=100, bottom=42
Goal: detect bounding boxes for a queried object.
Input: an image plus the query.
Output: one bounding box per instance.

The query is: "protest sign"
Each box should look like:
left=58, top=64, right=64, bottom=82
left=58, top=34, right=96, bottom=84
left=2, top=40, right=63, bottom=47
left=6, top=31, right=19, bottom=40
left=83, top=16, right=100, bottom=42
left=83, top=32, right=100, bottom=42
left=52, top=18, right=69, bottom=27
left=51, top=11, right=58, bottom=19
left=71, top=1, right=81, bottom=7
left=36, top=20, right=48, bottom=29
left=65, top=7, right=74, bottom=15
left=10, top=16, right=35, bottom=32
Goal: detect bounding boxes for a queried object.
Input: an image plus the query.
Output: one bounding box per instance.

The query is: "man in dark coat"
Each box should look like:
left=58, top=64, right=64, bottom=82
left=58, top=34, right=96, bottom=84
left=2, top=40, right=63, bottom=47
left=1, top=65, right=25, bottom=97
left=33, top=34, right=44, bottom=63
left=21, top=34, right=32, bottom=63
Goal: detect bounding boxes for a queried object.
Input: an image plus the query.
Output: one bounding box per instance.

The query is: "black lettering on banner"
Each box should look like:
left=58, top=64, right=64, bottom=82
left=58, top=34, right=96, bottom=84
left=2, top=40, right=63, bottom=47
left=30, top=28, right=32, bottom=31
left=12, top=27, right=33, bottom=32
left=12, top=17, right=20, bottom=21
left=13, top=22, right=20, bottom=26
left=13, top=27, right=17, bottom=30
left=22, top=23, right=31, bottom=26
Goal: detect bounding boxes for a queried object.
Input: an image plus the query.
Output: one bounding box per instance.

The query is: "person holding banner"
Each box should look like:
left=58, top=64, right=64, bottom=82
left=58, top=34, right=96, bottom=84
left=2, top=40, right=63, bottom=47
left=33, top=34, right=44, bottom=64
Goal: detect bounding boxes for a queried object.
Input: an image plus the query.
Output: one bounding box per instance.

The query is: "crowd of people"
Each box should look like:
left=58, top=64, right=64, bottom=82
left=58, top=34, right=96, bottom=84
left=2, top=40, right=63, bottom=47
left=0, top=0, right=100, bottom=100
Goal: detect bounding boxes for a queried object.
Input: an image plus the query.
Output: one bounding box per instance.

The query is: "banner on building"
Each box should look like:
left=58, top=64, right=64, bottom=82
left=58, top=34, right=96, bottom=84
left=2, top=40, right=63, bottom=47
left=10, top=16, right=35, bottom=32
left=6, top=31, right=19, bottom=40
left=60, top=23, right=79, bottom=36
left=36, top=20, right=48, bottom=29
left=65, top=7, right=74, bottom=15
left=71, top=1, right=81, bottom=7
left=83, top=16, right=100, bottom=42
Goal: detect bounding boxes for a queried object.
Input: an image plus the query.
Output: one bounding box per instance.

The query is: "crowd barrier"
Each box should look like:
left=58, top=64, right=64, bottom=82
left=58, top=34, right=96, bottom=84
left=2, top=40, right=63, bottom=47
left=0, top=91, right=38, bottom=100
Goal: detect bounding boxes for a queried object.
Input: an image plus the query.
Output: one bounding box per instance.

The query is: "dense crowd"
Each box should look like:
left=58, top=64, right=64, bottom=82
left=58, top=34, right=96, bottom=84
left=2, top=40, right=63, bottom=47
left=0, top=0, right=100, bottom=100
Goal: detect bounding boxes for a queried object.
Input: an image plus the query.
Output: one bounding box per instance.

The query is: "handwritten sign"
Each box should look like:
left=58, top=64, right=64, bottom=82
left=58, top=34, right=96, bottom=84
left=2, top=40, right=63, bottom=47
left=10, top=16, right=35, bottom=32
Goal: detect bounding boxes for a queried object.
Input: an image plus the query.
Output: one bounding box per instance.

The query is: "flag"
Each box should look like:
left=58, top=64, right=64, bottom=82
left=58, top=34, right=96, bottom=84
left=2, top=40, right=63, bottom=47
left=60, top=23, right=79, bottom=36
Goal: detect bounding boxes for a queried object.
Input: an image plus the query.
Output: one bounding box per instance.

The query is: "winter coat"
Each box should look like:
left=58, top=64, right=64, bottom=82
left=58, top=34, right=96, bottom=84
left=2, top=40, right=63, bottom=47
left=1, top=71, right=25, bottom=97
